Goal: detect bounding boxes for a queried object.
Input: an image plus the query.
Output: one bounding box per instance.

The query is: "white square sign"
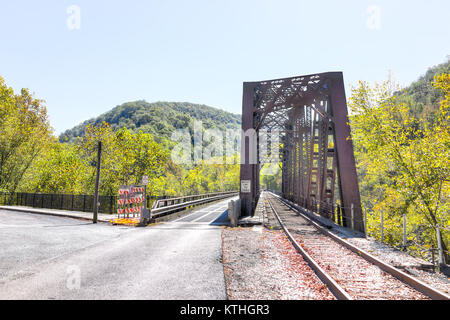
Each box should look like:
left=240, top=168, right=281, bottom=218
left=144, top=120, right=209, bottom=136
left=241, top=180, right=251, bottom=193
left=142, top=175, right=149, bottom=186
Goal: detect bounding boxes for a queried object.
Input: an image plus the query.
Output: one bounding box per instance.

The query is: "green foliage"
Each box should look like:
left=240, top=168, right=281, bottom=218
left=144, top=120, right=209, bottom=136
left=0, top=76, right=53, bottom=193
left=18, top=123, right=171, bottom=196
left=260, top=163, right=282, bottom=191
left=151, top=155, right=240, bottom=196
left=396, top=58, right=450, bottom=126
left=349, top=70, right=449, bottom=263
left=0, top=75, right=240, bottom=199
left=55, top=100, right=242, bottom=197
left=20, top=142, right=88, bottom=194
left=59, top=101, right=241, bottom=144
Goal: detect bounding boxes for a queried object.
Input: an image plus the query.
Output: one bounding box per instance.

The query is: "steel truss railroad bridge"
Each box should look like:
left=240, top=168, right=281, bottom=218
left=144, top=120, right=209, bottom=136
left=239, top=72, right=364, bottom=232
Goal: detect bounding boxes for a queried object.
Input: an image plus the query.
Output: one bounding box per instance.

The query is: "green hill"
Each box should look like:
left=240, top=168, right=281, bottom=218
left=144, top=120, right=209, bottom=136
left=59, top=101, right=241, bottom=143
left=397, top=58, right=450, bottom=124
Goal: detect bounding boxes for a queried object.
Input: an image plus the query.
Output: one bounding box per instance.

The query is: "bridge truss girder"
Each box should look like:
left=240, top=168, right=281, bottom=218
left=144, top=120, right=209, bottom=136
left=240, top=72, right=364, bottom=232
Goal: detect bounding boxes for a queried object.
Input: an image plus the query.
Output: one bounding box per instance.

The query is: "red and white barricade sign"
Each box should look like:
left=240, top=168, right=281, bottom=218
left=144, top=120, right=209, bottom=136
left=115, top=185, right=148, bottom=222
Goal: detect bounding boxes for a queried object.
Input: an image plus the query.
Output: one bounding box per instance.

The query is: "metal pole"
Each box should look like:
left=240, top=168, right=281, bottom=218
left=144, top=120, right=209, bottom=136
left=403, top=213, right=407, bottom=249
left=437, top=225, right=444, bottom=267
left=364, top=207, right=367, bottom=238
left=93, top=141, right=102, bottom=224
left=380, top=209, right=384, bottom=243
left=351, top=203, right=354, bottom=230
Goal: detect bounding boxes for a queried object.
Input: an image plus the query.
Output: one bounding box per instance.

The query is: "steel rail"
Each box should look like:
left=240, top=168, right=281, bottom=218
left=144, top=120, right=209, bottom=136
left=266, top=196, right=352, bottom=300
left=268, top=192, right=450, bottom=300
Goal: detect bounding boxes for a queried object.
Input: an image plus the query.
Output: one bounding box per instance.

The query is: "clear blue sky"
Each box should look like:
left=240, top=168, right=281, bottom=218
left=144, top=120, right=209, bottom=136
left=1, top=0, right=449, bottom=134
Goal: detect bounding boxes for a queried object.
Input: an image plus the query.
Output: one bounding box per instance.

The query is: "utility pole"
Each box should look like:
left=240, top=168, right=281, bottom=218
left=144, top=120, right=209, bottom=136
left=93, top=141, right=102, bottom=224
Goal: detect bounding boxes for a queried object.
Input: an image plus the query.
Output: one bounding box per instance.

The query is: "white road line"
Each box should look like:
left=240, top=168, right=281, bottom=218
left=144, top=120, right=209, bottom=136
left=172, top=207, right=226, bottom=223
left=162, top=222, right=221, bottom=226
left=172, top=208, right=209, bottom=222
left=172, top=203, right=228, bottom=223
left=190, top=208, right=226, bottom=223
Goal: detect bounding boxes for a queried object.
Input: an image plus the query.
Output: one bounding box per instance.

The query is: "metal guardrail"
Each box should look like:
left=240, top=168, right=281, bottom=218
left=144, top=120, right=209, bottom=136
left=0, top=191, right=175, bottom=214
left=0, top=190, right=238, bottom=220
left=151, top=191, right=238, bottom=219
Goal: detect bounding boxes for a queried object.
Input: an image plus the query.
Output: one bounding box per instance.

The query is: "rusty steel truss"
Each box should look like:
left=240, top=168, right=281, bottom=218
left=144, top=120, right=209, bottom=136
left=240, top=72, right=364, bottom=232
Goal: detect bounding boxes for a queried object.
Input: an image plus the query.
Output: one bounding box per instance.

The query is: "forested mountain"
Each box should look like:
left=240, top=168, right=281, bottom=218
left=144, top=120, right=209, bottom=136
left=396, top=58, right=450, bottom=124
left=59, top=101, right=241, bottom=143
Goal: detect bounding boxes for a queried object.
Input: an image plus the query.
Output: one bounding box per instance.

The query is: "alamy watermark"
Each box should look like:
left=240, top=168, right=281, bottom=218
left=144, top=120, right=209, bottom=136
left=170, top=121, right=281, bottom=175
left=66, top=265, right=81, bottom=290
left=67, top=5, right=81, bottom=30
left=366, top=5, right=381, bottom=30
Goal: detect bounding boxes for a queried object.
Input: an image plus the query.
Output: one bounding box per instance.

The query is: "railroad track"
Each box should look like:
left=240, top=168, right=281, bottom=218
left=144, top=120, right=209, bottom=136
left=264, top=192, right=450, bottom=300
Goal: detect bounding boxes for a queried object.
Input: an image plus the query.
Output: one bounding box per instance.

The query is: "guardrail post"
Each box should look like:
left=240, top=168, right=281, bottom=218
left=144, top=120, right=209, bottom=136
left=338, top=205, right=342, bottom=226
left=364, top=207, right=367, bottom=238
left=351, top=203, right=354, bottom=230
left=380, top=209, right=384, bottom=243
left=431, top=249, right=435, bottom=268
left=109, top=196, right=113, bottom=214
left=403, top=213, right=407, bottom=249
left=437, top=225, right=444, bottom=270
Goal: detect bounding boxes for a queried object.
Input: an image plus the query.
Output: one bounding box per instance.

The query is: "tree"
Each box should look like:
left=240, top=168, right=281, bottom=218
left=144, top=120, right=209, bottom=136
left=20, top=141, right=88, bottom=194
left=348, top=74, right=449, bottom=263
left=77, top=123, right=169, bottom=195
left=0, top=76, right=52, bottom=193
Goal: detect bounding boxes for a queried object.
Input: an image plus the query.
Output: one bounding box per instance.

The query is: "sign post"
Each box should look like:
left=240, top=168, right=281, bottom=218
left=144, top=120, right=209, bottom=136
left=141, top=175, right=151, bottom=224
left=93, top=141, right=102, bottom=224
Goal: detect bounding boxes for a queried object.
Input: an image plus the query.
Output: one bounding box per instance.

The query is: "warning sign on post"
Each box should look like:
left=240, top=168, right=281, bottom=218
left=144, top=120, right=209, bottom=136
left=241, top=180, right=251, bottom=193
left=111, top=185, right=147, bottom=225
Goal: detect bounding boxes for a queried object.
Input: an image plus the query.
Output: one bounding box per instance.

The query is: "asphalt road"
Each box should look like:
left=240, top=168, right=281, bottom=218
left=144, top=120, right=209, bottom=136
left=0, top=198, right=235, bottom=300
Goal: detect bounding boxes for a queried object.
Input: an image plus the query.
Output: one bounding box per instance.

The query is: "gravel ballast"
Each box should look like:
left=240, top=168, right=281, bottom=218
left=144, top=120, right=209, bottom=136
left=346, top=237, right=450, bottom=295
left=222, top=226, right=335, bottom=300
